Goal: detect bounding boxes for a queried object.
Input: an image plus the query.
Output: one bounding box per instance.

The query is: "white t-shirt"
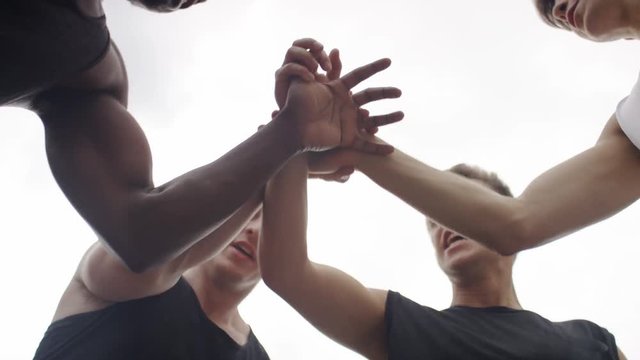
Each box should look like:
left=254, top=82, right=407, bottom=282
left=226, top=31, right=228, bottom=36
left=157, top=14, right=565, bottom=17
left=617, top=73, right=640, bottom=149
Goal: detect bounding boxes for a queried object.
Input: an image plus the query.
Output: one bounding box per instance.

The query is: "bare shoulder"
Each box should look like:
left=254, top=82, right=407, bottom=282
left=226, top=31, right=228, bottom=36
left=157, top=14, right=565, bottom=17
left=51, top=244, right=114, bottom=322
left=78, top=242, right=181, bottom=304
left=53, top=241, right=184, bottom=322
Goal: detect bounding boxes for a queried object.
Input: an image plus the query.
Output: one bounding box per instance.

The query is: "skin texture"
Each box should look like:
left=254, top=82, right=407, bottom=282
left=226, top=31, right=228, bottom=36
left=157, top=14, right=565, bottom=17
left=4, top=0, right=403, bottom=275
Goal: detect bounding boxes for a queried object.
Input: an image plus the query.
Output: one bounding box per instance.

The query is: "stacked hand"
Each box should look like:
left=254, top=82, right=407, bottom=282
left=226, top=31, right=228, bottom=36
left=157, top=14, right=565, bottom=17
left=274, top=38, right=404, bottom=157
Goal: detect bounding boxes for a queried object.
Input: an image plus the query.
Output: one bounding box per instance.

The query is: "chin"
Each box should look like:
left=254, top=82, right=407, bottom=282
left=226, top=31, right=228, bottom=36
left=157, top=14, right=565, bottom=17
left=581, top=7, right=629, bottom=42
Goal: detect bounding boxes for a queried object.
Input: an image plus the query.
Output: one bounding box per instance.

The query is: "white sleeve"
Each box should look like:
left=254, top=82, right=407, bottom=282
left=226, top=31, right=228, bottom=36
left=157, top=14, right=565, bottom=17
left=616, top=73, right=640, bottom=150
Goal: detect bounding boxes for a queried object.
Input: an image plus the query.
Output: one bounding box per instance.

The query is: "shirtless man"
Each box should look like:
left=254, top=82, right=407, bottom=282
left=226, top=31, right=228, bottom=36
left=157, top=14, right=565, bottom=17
left=0, top=0, right=402, bottom=271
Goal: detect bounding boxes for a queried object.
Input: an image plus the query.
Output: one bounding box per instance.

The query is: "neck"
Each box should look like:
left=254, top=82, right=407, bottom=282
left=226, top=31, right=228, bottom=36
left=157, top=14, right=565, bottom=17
left=449, top=266, right=521, bottom=309
left=184, top=268, right=253, bottom=329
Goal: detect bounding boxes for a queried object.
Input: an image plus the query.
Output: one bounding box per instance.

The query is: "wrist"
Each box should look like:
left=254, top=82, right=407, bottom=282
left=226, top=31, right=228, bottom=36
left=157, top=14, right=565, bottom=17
left=271, top=106, right=306, bottom=154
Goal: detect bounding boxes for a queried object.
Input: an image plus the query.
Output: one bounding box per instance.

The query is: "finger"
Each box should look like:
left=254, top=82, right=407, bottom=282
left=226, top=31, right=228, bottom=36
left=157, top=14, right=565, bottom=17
left=359, top=111, right=405, bottom=129
left=282, top=47, right=322, bottom=75
left=325, top=49, right=342, bottom=81
left=352, top=87, right=402, bottom=106
left=276, top=63, right=316, bottom=82
left=270, top=111, right=278, bottom=119
left=290, top=38, right=331, bottom=72
left=366, top=126, right=379, bottom=135
left=352, top=137, right=395, bottom=155
left=340, top=58, right=391, bottom=90
left=285, top=38, right=332, bottom=71
left=292, top=38, right=324, bottom=48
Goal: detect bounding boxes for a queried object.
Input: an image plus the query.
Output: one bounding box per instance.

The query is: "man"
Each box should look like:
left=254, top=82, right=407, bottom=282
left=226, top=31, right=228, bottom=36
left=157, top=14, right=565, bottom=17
left=260, top=155, right=625, bottom=359
left=1, top=0, right=403, bottom=273
left=287, top=0, right=640, bottom=262
left=34, top=195, right=269, bottom=359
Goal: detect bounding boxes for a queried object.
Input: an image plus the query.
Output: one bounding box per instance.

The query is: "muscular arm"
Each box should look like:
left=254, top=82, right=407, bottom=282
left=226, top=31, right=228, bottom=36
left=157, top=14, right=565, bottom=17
left=78, top=193, right=262, bottom=304
left=338, top=115, right=640, bottom=254
left=36, top=38, right=400, bottom=273
left=41, top=92, right=298, bottom=273
left=260, top=154, right=388, bottom=360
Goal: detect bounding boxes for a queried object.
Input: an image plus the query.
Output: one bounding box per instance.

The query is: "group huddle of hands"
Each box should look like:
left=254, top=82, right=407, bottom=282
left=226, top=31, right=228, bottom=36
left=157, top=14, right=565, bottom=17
left=271, top=38, right=404, bottom=182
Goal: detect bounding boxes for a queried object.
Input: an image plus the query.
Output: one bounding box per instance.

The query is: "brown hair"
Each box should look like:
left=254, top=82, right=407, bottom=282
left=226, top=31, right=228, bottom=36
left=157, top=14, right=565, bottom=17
left=533, top=0, right=566, bottom=30
left=447, top=163, right=513, bottom=197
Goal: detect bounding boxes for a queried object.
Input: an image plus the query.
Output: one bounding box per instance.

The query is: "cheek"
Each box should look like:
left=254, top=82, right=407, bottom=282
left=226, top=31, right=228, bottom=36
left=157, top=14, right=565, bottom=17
left=582, top=1, right=627, bottom=41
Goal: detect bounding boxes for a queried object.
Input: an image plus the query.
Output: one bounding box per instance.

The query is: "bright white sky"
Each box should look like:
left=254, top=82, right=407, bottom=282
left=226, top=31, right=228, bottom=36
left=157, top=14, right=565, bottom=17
left=1, top=0, right=639, bottom=358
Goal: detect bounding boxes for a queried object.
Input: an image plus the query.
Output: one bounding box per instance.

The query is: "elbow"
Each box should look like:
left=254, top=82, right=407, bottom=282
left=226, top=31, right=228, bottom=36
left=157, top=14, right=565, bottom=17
left=119, top=253, right=154, bottom=274
left=104, top=236, right=156, bottom=274
left=97, top=223, right=161, bottom=274
left=260, top=264, right=285, bottom=292
left=492, top=238, right=521, bottom=257
left=493, top=213, right=539, bottom=256
left=260, top=257, right=305, bottom=294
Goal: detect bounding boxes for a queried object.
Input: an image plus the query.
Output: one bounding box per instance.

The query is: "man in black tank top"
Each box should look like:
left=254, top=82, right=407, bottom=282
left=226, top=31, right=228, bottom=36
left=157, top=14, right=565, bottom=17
left=0, top=0, right=403, bottom=274
left=259, top=155, right=627, bottom=359
left=34, top=194, right=269, bottom=360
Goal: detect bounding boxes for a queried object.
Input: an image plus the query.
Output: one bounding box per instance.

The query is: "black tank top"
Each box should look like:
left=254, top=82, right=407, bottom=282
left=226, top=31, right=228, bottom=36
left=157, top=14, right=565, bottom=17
left=33, top=278, right=270, bottom=360
left=385, top=291, right=618, bottom=360
left=0, top=0, right=110, bottom=105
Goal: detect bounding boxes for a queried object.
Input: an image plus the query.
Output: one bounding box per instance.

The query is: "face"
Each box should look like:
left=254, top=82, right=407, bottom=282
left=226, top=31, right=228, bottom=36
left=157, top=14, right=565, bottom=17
left=208, top=212, right=262, bottom=288
left=427, top=220, right=514, bottom=280
left=536, top=0, right=634, bottom=42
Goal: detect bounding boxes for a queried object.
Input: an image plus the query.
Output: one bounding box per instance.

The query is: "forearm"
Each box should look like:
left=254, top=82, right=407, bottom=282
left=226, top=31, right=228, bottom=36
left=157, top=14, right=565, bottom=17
left=171, top=190, right=264, bottom=272
left=260, top=154, right=309, bottom=287
left=261, top=155, right=388, bottom=359
left=358, top=128, right=640, bottom=254
left=357, top=149, right=525, bottom=253
left=121, top=111, right=301, bottom=271
left=43, top=94, right=302, bottom=273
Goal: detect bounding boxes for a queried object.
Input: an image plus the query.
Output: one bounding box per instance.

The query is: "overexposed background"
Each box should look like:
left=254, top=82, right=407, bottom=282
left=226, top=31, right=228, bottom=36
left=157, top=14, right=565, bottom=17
left=1, top=0, right=639, bottom=358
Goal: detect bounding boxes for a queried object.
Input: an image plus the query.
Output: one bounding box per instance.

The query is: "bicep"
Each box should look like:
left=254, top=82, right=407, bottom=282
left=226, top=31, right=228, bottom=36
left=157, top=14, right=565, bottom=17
left=41, top=93, right=155, bottom=252
left=515, top=115, right=640, bottom=248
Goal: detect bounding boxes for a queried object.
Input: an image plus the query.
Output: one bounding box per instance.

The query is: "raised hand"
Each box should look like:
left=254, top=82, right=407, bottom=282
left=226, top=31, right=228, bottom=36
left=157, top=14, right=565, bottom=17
left=283, top=56, right=403, bottom=154
left=274, top=39, right=404, bottom=155
left=274, top=38, right=333, bottom=110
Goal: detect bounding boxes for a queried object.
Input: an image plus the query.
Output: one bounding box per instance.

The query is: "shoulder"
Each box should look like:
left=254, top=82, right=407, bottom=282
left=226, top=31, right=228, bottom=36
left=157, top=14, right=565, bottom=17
left=553, top=318, right=615, bottom=339
left=552, top=318, right=619, bottom=358
left=78, top=242, right=182, bottom=303
left=385, top=290, right=445, bottom=331
left=34, top=42, right=128, bottom=116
